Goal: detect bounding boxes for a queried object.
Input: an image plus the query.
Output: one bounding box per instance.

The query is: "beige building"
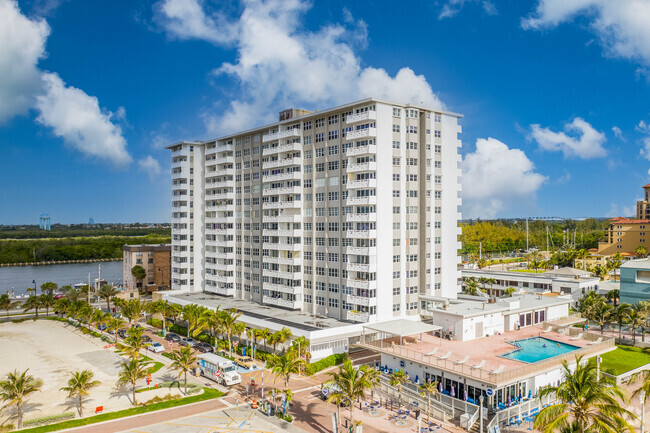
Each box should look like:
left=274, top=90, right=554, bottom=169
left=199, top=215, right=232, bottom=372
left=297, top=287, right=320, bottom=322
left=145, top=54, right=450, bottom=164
left=597, top=184, right=649, bottom=256
left=122, top=244, right=171, bottom=292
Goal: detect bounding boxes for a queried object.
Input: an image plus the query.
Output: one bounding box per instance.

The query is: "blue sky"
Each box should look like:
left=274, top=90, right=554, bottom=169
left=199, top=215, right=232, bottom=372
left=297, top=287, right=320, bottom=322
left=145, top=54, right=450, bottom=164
left=1, top=0, right=649, bottom=223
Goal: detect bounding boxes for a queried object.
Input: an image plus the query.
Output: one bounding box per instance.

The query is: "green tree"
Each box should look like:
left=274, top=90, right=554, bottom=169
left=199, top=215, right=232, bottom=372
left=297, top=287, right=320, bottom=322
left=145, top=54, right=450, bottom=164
left=97, top=285, right=118, bottom=311
left=266, top=351, right=306, bottom=389
left=0, top=369, right=43, bottom=429
left=614, top=304, right=631, bottom=339
left=106, top=316, right=126, bottom=343
left=131, top=265, right=147, bottom=290
left=222, top=309, right=243, bottom=357
left=169, top=346, right=197, bottom=394
left=606, top=289, right=620, bottom=307
left=115, top=298, right=149, bottom=326
left=635, top=245, right=648, bottom=258
left=628, top=306, right=645, bottom=344
left=0, top=293, right=18, bottom=317
left=591, top=301, right=613, bottom=335
left=291, top=336, right=311, bottom=363
left=22, top=295, right=42, bottom=319
left=40, top=282, right=58, bottom=295
left=123, top=326, right=146, bottom=359
left=326, top=359, right=373, bottom=432
left=257, top=328, right=271, bottom=354
left=64, top=286, right=82, bottom=301
left=419, top=380, right=439, bottom=423
left=534, top=355, right=634, bottom=433
left=59, top=370, right=100, bottom=417
left=39, top=293, right=55, bottom=317
left=117, top=358, right=151, bottom=406
left=78, top=284, right=92, bottom=304
left=462, top=277, right=481, bottom=296
left=504, top=287, right=517, bottom=297
left=148, top=300, right=175, bottom=334
left=389, top=369, right=408, bottom=406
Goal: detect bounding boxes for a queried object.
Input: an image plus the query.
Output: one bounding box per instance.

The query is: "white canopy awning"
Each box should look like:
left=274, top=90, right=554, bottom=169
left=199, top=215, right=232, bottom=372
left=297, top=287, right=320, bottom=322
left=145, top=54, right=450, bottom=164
left=363, top=319, right=441, bottom=337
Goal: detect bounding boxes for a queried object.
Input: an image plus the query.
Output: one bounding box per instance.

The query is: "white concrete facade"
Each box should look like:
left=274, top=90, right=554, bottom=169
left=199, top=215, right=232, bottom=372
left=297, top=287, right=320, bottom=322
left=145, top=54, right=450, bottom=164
left=167, top=98, right=462, bottom=324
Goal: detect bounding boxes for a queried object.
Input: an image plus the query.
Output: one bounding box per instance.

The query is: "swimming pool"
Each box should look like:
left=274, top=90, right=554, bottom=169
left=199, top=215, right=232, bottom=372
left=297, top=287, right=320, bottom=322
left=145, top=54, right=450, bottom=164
left=500, top=337, right=579, bottom=363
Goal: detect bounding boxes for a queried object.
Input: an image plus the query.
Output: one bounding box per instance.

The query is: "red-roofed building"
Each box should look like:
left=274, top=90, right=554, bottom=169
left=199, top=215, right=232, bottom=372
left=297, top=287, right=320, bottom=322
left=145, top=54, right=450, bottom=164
left=597, top=185, right=650, bottom=256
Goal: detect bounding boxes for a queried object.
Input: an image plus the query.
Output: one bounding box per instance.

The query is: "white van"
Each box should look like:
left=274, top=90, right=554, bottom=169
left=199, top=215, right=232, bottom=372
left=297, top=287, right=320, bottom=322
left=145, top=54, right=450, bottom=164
left=198, top=353, right=242, bottom=387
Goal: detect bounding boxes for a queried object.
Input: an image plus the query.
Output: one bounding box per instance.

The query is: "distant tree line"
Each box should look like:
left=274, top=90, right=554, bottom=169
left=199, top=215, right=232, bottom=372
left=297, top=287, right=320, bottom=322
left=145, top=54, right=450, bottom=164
left=460, top=218, right=608, bottom=254
left=0, top=224, right=170, bottom=240
left=0, top=235, right=170, bottom=264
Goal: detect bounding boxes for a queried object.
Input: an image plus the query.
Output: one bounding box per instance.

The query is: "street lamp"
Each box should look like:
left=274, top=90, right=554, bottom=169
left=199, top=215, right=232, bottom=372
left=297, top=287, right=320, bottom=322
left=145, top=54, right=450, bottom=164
left=640, top=390, right=646, bottom=433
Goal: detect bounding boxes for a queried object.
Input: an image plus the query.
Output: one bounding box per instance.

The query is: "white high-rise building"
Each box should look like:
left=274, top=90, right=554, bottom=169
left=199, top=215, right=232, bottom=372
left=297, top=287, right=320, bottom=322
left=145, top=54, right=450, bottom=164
left=168, top=98, right=462, bottom=324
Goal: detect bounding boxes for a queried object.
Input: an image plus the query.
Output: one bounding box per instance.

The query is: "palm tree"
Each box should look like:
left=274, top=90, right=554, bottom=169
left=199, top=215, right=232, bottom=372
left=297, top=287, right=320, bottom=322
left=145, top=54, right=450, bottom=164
left=0, top=369, right=43, bottom=429
left=123, top=326, right=146, bottom=359
left=76, top=303, right=94, bottom=331
left=615, top=303, right=631, bottom=339
left=534, top=355, right=634, bottom=433
left=606, top=289, right=620, bottom=307
left=221, top=309, right=242, bottom=357
left=591, top=301, right=613, bottom=335
left=636, top=245, right=648, bottom=259
left=462, top=277, right=481, bottom=296
left=232, top=322, right=246, bottom=353
left=78, top=284, right=92, bottom=304
left=117, top=358, right=151, bottom=406
left=275, top=327, right=292, bottom=354
left=327, top=359, right=374, bottom=432
left=22, top=295, right=42, bottom=319
left=40, top=282, right=58, bottom=295
left=54, top=298, right=70, bottom=318
left=419, top=380, right=439, bottom=423
left=629, top=305, right=646, bottom=344
left=280, top=388, right=294, bottom=417
left=106, top=316, right=126, bottom=343
left=0, top=293, right=17, bottom=317
left=97, top=285, right=118, bottom=312
left=504, top=287, right=517, bottom=297
left=64, top=286, right=82, bottom=301
left=266, top=352, right=306, bottom=389
left=181, top=303, right=204, bottom=338
left=389, top=369, right=408, bottom=406
left=258, top=328, right=271, bottom=354
left=60, top=370, right=100, bottom=417
left=148, top=300, right=175, bottom=334
left=291, top=336, right=311, bottom=363
left=169, top=346, right=197, bottom=394
left=117, top=298, right=149, bottom=326
left=91, top=309, right=107, bottom=335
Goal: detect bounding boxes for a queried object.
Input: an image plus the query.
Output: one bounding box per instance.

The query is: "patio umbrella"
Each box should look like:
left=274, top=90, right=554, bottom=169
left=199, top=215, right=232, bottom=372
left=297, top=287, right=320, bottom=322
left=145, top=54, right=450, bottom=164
left=450, top=387, right=455, bottom=398
left=464, top=390, right=468, bottom=401
left=439, top=382, right=443, bottom=393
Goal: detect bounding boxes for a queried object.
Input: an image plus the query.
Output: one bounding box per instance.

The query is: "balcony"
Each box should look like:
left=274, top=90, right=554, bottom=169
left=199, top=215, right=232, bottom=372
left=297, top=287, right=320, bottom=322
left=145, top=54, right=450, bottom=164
left=205, top=143, right=234, bottom=155
left=263, top=142, right=302, bottom=156
left=208, top=191, right=235, bottom=201
left=346, top=262, right=376, bottom=272
left=346, top=196, right=377, bottom=206
left=265, top=214, right=302, bottom=223
left=205, top=250, right=231, bottom=259
left=263, top=296, right=303, bottom=310
left=263, top=228, right=302, bottom=237
left=262, top=185, right=302, bottom=196
left=345, top=294, right=377, bottom=307
left=263, top=200, right=302, bottom=210
left=345, top=111, right=377, bottom=124
left=263, top=242, right=301, bottom=251
left=346, top=230, right=377, bottom=239
left=263, top=256, right=302, bottom=266
left=347, top=178, right=377, bottom=189
left=345, top=128, right=376, bottom=140
left=171, top=171, right=184, bottom=180
left=345, top=213, right=376, bottom=223
left=263, top=156, right=303, bottom=169
left=264, top=283, right=302, bottom=295
left=207, top=274, right=235, bottom=284
left=346, top=310, right=370, bottom=323
left=217, top=155, right=235, bottom=165
left=347, top=162, right=377, bottom=173
left=263, top=269, right=302, bottom=280
left=345, top=246, right=376, bottom=256
left=262, top=171, right=302, bottom=183
left=206, top=239, right=235, bottom=248
left=262, top=129, right=302, bottom=143
left=206, top=202, right=233, bottom=210
left=206, top=285, right=235, bottom=297
left=205, top=227, right=229, bottom=235
left=346, top=144, right=377, bottom=157
left=211, top=263, right=235, bottom=272
left=346, top=279, right=377, bottom=290
left=206, top=168, right=233, bottom=178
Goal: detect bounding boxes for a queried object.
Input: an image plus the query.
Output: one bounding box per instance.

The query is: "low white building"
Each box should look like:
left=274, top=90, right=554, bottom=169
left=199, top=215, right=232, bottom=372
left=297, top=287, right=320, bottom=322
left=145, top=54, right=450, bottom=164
left=421, top=294, right=571, bottom=341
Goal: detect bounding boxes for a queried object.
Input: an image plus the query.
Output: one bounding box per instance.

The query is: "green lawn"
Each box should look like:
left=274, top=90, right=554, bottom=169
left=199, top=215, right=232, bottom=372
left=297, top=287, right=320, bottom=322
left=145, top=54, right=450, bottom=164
left=18, top=388, right=223, bottom=433
left=593, top=346, right=650, bottom=375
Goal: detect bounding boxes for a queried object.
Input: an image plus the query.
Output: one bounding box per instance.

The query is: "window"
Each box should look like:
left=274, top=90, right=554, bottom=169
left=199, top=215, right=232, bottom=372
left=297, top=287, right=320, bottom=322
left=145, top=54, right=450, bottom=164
left=303, top=121, right=312, bottom=130
left=328, top=130, right=339, bottom=140
left=435, top=176, right=442, bottom=184
left=392, top=124, right=400, bottom=132
left=328, top=145, right=339, bottom=155
left=316, top=133, right=325, bottom=143
left=392, top=107, right=401, bottom=117
left=434, top=114, right=441, bottom=122
left=393, top=255, right=401, bottom=263
left=392, top=141, right=400, bottom=149
left=392, top=190, right=400, bottom=198
left=316, top=296, right=325, bottom=306
left=315, top=147, right=325, bottom=157
left=315, top=118, right=325, bottom=128
left=435, top=145, right=442, bottom=154
left=393, top=157, right=400, bottom=166
left=434, top=130, right=441, bottom=138
left=328, top=161, right=339, bottom=171
left=305, top=294, right=312, bottom=303
left=407, top=142, right=418, bottom=150
left=393, top=304, right=401, bottom=312
left=328, top=115, right=339, bottom=124
left=316, top=162, right=325, bottom=172
left=328, top=298, right=339, bottom=308
left=393, top=174, right=400, bottom=181
left=393, top=206, right=400, bottom=214
left=407, top=126, right=418, bottom=134
left=393, top=239, right=400, bottom=246
left=304, top=135, right=313, bottom=145
left=407, top=158, right=418, bottom=166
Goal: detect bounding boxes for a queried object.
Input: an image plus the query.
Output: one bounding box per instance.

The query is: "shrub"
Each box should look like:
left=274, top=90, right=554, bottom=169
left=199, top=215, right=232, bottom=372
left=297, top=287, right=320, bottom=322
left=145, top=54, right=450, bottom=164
left=306, top=353, right=348, bottom=374
left=23, top=412, right=75, bottom=427
left=276, top=412, right=293, bottom=423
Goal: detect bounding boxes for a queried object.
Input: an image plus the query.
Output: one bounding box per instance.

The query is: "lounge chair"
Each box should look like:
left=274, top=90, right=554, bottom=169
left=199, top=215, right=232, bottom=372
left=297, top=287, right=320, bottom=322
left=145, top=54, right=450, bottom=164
left=455, top=355, right=470, bottom=364
left=588, top=337, right=602, bottom=345
left=491, top=365, right=505, bottom=374
left=542, top=326, right=551, bottom=333
left=438, top=351, right=451, bottom=360
left=472, top=360, right=486, bottom=369
left=425, top=348, right=438, bottom=356
left=570, top=333, right=583, bottom=340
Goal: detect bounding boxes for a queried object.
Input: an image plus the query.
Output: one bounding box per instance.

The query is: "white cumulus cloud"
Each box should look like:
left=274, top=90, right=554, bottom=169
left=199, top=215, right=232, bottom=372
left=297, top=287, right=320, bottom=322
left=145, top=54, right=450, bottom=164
left=612, top=126, right=625, bottom=141
left=35, top=72, right=131, bottom=166
left=138, top=155, right=162, bottom=178
left=529, top=117, right=607, bottom=159
left=462, top=138, right=547, bottom=219
left=522, top=0, right=650, bottom=68
left=154, top=0, right=238, bottom=45
left=0, top=0, right=50, bottom=123
left=154, top=0, right=445, bottom=135
left=638, top=120, right=650, bottom=161
left=438, top=0, right=498, bottom=20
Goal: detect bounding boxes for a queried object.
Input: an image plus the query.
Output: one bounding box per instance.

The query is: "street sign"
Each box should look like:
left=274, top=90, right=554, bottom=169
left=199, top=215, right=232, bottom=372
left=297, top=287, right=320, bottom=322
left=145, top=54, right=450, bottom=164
left=168, top=340, right=173, bottom=347
left=301, top=355, right=306, bottom=360
left=216, top=370, right=221, bottom=377
left=486, top=388, right=494, bottom=397
left=233, top=341, right=239, bottom=347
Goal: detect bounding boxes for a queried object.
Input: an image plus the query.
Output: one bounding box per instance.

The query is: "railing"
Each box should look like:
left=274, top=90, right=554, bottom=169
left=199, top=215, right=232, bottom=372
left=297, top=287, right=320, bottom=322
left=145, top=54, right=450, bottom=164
left=262, top=129, right=301, bottom=142
left=486, top=397, right=555, bottom=431
left=263, top=157, right=303, bottom=169
left=262, top=142, right=302, bottom=156
left=377, top=376, right=454, bottom=423
left=346, top=196, right=377, bottom=206
left=262, top=171, right=301, bottom=182
left=347, top=162, right=377, bottom=172
left=262, top=200, right=302, bottom=209
left=347, top=179, right=377, bottom=189
left=347, top=310, right=370, bottom=322
left=345, top=111, right=377, bottom=124
left=346, top=144, right=377, bottom=157
left=346, top=127, right=377, bottom=140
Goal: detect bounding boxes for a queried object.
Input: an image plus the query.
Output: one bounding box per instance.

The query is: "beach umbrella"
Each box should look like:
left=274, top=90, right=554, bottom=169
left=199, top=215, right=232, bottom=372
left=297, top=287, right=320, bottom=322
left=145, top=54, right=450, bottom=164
left=450, top=386, right=456, bottom=398
left=464, top=390, right=468, bottom=401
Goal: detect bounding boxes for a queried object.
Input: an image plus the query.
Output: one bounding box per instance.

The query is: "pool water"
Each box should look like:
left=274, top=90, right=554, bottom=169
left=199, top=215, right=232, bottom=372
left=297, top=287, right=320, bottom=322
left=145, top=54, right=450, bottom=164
left=500, top=337, right=579, bottom=363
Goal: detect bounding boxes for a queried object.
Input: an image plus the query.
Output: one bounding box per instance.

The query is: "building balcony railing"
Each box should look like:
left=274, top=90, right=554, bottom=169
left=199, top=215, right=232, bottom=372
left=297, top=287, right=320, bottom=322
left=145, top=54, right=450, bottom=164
left=263, top=296, right=303, bottom=310
left=205, top=143, right=234, bottom=155
left=346, top=230, right=377, bottom=239
left=208, top=192, right=235, bottom=201
left=345, top=213, right=376, bottom=223
left=345, top=128, right=377, bottom=140
left=263, top=142, right=302, bottom=156
left=262, top=129, right=302, bottom=143
left=262, top=185, right=302, bottom=196
left=206, top=202, right=234, bottom=210
left=346, top=178, right=377, bottom=189
left=206, top=239, right=235, bottom=248
left=345, top=111, right=377, bottom=124
left=263, top=242, right=302, bottom=251
left=345, top=294, right=377, bottom=307
left=210, top=263, right=235, bottom=272
left=264, top=283, right=302, bottom=295
left=171, top=171, right=185, bottom=180
left=346, top=279, right=377, bottom=290
left=345, top=196, right=377, bottom=206
left=262, top=171, right=302, bottom=183
left=264, top=214, right=302, bottom=223
left=263, top=200, right=302, bottom=210
left=262, top=256, right=302, bottom=266
left=345, top=246, right=376, bottom=256
left=347, top=162, right=377, bottom=173
left=205, top=285, right=235, bottom=297
left=262, top=269, right=302, bottom=280
left=206, top=168, right=234, bottom=178
left=205, top=251, right=232, bottom=259
left=262, top=228, right=303, bottom=237
left=263, top=156, right=303, bottom=169
left=206, top=274, right=235, bottom=284
left=346, top=310, right=371, bottom=322
left=346, top=262, right=376, bottom=273
left=346, top=144, right=377, bottom=157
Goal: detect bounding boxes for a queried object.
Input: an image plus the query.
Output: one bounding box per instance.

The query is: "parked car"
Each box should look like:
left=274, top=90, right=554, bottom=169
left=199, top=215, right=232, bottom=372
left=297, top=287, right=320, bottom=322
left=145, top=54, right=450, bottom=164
left=180, top=337, right=198, bottom=347
left=148, top=342, right=165, bottom=353
left=142, top=335, right=152, bottom=343
left=195, top=342, right=214, bottom=353
left=165, top=333, right=181, bottom=342
left=117, top=329, right=127, bottom=339
left=235, top=356, right=255, bottom=370
left=54, top=293, right=64, bottom=299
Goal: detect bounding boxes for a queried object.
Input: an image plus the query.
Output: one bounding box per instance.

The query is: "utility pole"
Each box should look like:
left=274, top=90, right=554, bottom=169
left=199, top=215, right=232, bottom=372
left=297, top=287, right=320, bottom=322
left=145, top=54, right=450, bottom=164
left=526, top=218, right=529, bottom=252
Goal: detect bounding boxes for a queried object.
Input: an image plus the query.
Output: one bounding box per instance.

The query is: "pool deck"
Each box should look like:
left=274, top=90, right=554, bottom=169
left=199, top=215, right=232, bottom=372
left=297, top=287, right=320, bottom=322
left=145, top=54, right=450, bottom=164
left=360, top=323, right=616, bottom=387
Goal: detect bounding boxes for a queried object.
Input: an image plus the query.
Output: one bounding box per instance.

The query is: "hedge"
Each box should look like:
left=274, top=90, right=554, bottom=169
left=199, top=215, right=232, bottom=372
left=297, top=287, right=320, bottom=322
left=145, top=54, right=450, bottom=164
left=306, top=353, right=348, bottom=374
left=23, top=412, right=75, bottom=428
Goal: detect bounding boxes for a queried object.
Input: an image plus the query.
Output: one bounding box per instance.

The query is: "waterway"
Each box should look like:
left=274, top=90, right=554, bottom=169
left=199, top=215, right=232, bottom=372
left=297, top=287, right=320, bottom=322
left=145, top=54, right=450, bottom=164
left=0, top=261, right=123, bottom=296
